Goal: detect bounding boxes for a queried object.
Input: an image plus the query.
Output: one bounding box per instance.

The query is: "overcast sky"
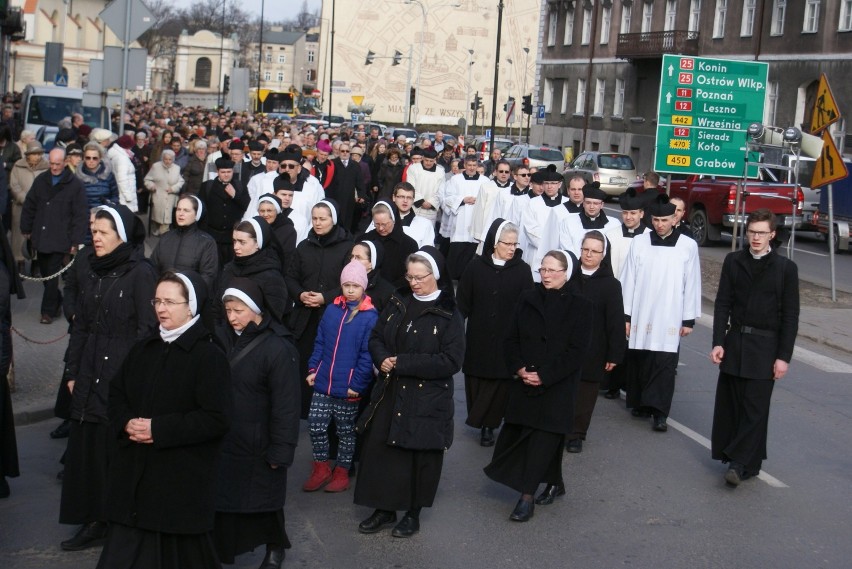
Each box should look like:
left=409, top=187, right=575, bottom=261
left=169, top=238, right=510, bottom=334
left=170, top=0, right=322, bottom=19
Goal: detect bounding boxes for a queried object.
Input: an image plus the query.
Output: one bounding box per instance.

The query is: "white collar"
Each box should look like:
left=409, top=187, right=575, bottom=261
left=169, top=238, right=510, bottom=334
left=750, top=246, right=771, bottom=259
left=491, top=255, right=506, bottom=266
left=159, top=315, right=199, bottom=344
left=413, top=289, right=441, bottom=302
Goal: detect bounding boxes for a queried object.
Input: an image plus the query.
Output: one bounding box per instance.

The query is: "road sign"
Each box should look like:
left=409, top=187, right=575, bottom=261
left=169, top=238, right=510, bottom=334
left=53, top=73, right=68, bottom=87
left=536, top=105, right=545, bottom=125
left=654, top=54, right=768, bottom=178
left=810, top=74, right=840, bottom=134
left=100, top=0, right=155, bottom=45
left=506, top=99, right=515, bottom=125
left=812, top=130, right=849, bottom=188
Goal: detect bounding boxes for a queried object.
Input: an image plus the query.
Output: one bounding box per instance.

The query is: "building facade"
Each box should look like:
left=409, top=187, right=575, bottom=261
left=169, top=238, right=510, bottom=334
left=247, top=28, right=307, bottom=95
left=531, top=0, right=852, bottom=173
left=172, top=29, right=240, bottom=108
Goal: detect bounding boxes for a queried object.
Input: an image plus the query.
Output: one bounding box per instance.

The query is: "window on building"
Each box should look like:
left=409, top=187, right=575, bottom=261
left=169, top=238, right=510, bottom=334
left=601, top=7, right=611, bottom=44
left=741, top=0, right=756, bottom=36
left=803, top=0, right=820, bottom=33
left=621, top=2, right=632, bottom=33
left=278, top=54, right=286, bottom=63
left=841, top=0, right=852, bottom=30
left=277, top=72, right=284, bottom=82
left=561, top=81, right=569, bottom=114
left=543, top=78, right=554, bottom=112
left=641, top=2, right=653, bottom=33
left=582, top=5, right=593, bottom=44
left=713, top=0, right=727, bottom=38
left=564, top=9, right=575, bottom=45
left=306, top=69, right=315, bottom=81
left=594, top=79, right=605, bottom=115
left=547, top=11, right=557, bottom=46
left=264, top=71, right=271, bottom=81
left=689, top=0, right=701, bottom=32
left=194, top=57, right=211, bottom=88
left=764, top=81, right=779, bottom=126
left=308, top=50, right=316, bottom=63
left=664, top=0, right=677, bottom=31
left=576, top=78, right=586, bottom=114
left=771, top=0, right=786, bottom=35
left=265, top=53, right=272, bottom=63
left=614, top=78, right=625, bottom=117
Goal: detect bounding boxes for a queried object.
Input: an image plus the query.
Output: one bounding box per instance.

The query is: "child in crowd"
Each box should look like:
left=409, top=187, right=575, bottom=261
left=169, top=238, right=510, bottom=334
left=303, top=260, right=378, bottom=492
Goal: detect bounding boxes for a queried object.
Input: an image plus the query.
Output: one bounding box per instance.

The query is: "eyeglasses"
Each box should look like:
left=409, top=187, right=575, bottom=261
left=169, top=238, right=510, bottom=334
left=496, top=170, right=511, bottom=174
left=498, top=241, right=519, bottom=247
left=339, top=149, right=350, bottom=153
left=404, top=273, right=432, bottom=283
left=580, top=247, right=604, bottom=255
left=84, top=156, right=100, bottom=161
left=517, top=173, right=531, bottom=177
left=281, top=163, right=299, bottom=170
left=746, top=230, right=772, bottom=238
left=537, top=268, right=566, bottom=275
left=150, top=299, right=188, bottom=308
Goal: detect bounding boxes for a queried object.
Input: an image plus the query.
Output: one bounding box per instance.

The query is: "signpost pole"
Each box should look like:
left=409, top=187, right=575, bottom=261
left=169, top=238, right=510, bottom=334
left=118, top=0, right=132, bottom=137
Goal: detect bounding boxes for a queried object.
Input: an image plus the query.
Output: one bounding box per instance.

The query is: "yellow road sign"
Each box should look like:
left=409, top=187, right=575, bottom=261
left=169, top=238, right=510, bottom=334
left=258, top=89, right=271, bottom=103
left=351, top=95, right=364, bottom=106
left=812, top=130, right=849, bottom=188
left=810, top=74, right=841, bottom=134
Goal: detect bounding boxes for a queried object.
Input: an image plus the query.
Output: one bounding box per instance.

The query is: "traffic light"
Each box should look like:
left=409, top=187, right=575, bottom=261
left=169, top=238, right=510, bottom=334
left=173, top=82, right=179, bottom=95
left=223, top=75, right=230, bottom=96
left=522, top=94, right=533, bottom=115
left=392, top=50, right=403, bottom=66
left=410, top=87, right=416, bottom=105
left=470, top=93, right=482, bottom=111
left=365, top=50, right=375, bottom=65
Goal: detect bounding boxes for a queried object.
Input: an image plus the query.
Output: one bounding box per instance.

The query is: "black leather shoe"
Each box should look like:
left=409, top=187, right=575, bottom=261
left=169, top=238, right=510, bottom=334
left=653, top=415, right=668, bottom=432
left=259, top=545, right=285, bottom=569
left=0, top=477, right=9, bottom=499
left=480, top=427, right=495, bottom=447
left=725, top=462, right=745, bottom=487
left=358, top=510, right=397, bottom=534
left=631, top=407, right=651, bottom=418
left=566, top=439, right=583, bottom=453
left=391, top=514, right=420, bottom=538
left=50, top=419, right=71, bottom=439
left=604, top=389, right=620, bottom=399
left=534, top=483, right=565, bottom=505
left=510, top=498, right=534, bottom=522
left=60, top=521, right=107, bottom=551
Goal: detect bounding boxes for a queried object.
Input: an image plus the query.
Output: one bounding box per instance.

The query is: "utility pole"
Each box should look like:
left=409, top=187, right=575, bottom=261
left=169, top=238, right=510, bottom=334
left=488, top=0, right=504, bottom=155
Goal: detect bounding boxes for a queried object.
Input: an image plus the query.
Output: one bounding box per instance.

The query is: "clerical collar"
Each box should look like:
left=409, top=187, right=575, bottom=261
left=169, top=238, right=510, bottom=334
left=581, top=267, right=597, bottom=276
left=622, top=224, right=646, bottom=238
left=510, top=184, right=528, bottom=196
left=565, top=201, right=582, bottom=213
left=462, top=172, right=480, bottom=180
left=399, top=211, right=414, bottom=226
left=423, top=164, right=437, bottom=172
left=750, top=246, right=771, bottom=259
left=580, top=210, right=609, bottom=229
left=491, top=255, right=506, bottom=266
left=649, top=228, right=680, bottom=247
left=495, top=180, right=511, bottom=188
left=541, top=193, right=562, bottom=207
left=413, top=289, right=441, bottom=301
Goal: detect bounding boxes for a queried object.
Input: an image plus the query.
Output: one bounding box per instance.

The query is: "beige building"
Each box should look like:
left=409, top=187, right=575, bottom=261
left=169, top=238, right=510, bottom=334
left=173, top=29, right=240, bottom=107
left=317, top=0, right=541, bottom=129
left=247, top=28, right=307, bottom=94
left=9, top=0, right=164, bottom=96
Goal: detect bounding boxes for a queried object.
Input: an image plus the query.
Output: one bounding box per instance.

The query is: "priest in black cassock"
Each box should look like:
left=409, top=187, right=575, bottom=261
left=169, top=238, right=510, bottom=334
left=198, top=157, right=250, bottom=266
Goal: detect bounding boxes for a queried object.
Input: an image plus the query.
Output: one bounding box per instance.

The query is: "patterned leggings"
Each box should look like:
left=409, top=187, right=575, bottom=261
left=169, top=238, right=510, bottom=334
left=308, top=392, right=359, bottom=468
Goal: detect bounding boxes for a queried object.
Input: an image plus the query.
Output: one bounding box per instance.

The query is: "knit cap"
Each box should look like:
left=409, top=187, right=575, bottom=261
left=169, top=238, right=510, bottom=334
left=340, top=259, right=368, bottom=290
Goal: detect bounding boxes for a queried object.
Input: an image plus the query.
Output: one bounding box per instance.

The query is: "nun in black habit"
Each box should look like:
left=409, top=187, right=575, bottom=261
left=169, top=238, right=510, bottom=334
left=457, top=218, right=534, bottom=447
left=359, top=200, right=419, bottom=288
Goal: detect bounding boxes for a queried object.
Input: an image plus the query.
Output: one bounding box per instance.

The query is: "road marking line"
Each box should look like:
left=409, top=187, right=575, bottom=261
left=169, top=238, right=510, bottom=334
left=666, top=418, right=789, bottom=488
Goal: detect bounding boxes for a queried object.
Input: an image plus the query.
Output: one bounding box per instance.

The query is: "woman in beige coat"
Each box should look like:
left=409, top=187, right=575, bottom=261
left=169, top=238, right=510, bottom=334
left=9, top=142, right=49, bottom=269
left=144, top=149, right=184, bottom=236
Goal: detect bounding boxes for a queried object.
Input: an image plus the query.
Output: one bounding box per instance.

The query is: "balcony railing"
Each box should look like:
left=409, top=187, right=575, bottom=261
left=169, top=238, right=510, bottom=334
left=616, top=30, right=700, bottom=59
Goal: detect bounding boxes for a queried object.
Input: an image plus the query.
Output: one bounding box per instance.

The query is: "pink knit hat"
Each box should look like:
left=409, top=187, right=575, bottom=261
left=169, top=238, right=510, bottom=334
left=340, top=259, right=368, bottom=289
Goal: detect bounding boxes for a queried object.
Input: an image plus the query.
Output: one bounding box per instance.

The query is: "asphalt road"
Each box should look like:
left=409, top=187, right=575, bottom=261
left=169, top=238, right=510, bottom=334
left=2, top=317, right=851, bottom=569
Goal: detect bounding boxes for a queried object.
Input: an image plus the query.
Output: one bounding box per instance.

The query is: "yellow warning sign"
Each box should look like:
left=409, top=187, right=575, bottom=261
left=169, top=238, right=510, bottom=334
left=258, top=89, right=271, bottom=103
left=810, top=74, right=841, bottom=134
left=351, top=95, right=364, bottom=106
left=811, top=130, right=849, bottom=188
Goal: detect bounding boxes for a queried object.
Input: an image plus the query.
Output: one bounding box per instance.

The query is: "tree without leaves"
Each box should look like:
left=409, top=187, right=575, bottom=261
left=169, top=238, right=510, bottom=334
left=176, top=0, right=252, bottom=37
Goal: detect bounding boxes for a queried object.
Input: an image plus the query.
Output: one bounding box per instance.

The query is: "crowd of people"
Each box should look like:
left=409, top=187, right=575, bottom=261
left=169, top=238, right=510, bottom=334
left=0, top=100, right=800, bottom=569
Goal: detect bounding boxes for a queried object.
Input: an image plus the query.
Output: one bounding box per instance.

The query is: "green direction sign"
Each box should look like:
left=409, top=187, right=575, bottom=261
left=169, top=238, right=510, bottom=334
left=654, top=54, right=768, bottom=178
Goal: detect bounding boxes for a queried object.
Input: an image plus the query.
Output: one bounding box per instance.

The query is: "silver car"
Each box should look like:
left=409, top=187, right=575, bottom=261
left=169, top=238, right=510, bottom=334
left=564, top=152, right=637, bottom=197
left=503, top=144, right=566, bottom=170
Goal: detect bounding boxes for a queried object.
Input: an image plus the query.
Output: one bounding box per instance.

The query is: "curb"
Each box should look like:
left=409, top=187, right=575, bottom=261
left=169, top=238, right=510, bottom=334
left=13, top=402, right=57, bottom=427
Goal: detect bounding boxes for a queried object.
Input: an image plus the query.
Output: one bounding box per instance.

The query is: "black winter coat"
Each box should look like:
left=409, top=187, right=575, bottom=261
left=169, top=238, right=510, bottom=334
left=269, top=214, right=297, bottom=273
left=65, top=250, right=158, bottom=423
left=713, top=248, right=799, bottom=379
left=149, top=223, right=219, bottom=288
left=457, top=227, right=534, bottom=379
left=503, top=284, right=592, bottom=434
left=366, top=269, right=395, bottom=314
left=361, top=226, right=418, bottom=288
left=377, top=160, right=404, bottom=202
left=198, top=177, right=250, bottom=244
left=569, top=264, right=626, bottom=383
left=284, top=226, right=353, bottom=339
left=361, top=289, right=465, bottom=451
left=20, top=168, right=88, bottom=253
left=326, top=158, right=365, bottom=230
left=215, top=318, right=300, bottom=513
left=106, top=320, right=231, bottom=534
left=213, top=248, right=289, bottom=324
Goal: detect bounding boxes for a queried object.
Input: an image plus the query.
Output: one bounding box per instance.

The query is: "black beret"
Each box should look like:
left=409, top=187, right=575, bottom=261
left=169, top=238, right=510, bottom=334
left=540, top=170, right=563, bottom=183
left=645, top=193, right=677, bottom=217
left=530, top=171, right=546, bottom=184
left=247, top=140, right=263, bottom=152
left=619, top=188, right=644, bottom=211
left=422, top=148, right=438, bottom=159
left=582, top=181, right=607, bottom=201
left=215, top=157, right=235, bottom=169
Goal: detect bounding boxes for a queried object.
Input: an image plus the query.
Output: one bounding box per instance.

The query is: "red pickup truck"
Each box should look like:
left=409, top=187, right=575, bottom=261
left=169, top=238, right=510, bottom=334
left=632, top=171, right=803, bottom=246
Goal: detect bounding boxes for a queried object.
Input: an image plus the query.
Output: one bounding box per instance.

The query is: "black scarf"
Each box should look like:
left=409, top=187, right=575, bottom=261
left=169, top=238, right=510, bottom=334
left=90, top=242, right=134, bottom=276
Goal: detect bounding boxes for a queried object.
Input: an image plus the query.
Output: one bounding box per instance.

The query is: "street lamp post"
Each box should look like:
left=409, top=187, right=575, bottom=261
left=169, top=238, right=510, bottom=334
left=488, top=0, right=505, bottom=155
left=404, top=0, right=461, bottom=128
left=465, top=49, right=474, bottom=139
left=506, top=57, right=513, bottom=141
left=520, top=46, right=529, bottom=144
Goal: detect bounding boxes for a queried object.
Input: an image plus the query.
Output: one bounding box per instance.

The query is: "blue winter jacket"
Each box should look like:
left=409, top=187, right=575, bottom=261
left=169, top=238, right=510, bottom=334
left=308, top=295, right=378, bottom=398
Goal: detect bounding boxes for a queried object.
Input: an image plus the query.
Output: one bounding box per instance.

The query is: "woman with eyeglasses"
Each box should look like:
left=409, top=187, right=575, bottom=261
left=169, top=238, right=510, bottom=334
left=96, top=271, right=230, bottom=569
left=144, top=148, right=185, bottom=236
left=59, top=205, right=158, bottom=551
left=76, top=142, right=119, bottom=222
left=484, top=249, right=591, bottom=522
left=457, top=219, right=534, bottom=447
left=354, top=246, right=464, bottom=538
left=565, top=231, right=626, bottom=454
